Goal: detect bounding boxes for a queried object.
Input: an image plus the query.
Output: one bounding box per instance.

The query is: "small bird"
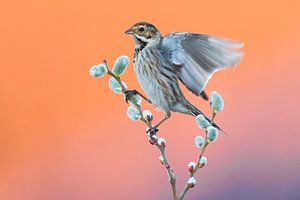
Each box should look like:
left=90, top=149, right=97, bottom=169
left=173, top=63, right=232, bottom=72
left=125, top=22, right=243, bottom=134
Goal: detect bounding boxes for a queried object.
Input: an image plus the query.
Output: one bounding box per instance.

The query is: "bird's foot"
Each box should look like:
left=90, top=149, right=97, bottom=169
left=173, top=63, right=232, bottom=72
left=124, top=90, right=138, bottom=103
left=147, top=126, right=159, bottom=144
left=146, top=126, right=159, bottom=137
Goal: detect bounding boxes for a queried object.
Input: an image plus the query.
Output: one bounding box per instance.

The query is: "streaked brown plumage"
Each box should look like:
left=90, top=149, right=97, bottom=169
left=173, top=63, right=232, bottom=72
left=125, top=22, right=243, bottom=132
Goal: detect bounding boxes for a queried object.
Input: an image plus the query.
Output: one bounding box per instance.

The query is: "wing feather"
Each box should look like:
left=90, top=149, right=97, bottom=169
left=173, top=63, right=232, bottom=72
left=161, top=32, right=243, bottom=96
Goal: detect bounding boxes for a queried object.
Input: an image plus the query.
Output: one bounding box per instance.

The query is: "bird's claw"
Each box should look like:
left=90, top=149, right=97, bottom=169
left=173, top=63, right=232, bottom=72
left=146, top=126, right=159, bottom=137
left=124, top=90, right=138, bottom=103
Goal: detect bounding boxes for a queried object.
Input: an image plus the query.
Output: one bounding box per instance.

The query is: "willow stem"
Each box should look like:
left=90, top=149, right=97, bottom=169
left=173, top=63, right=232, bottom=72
left=178, top=110, right=216, bottom=200
left=103, top=59, right=178, bottom=199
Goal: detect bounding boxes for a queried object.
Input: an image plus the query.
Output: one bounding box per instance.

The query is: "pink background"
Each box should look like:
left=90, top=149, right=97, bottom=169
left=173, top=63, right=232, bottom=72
left=1, top=0, right=300, bottom=199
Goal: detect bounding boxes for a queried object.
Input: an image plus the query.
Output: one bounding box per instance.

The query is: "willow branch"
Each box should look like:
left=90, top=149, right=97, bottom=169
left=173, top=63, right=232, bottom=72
left=103, top=59, right=222, bottom=200
left=178, top=111, right=216, bottom=200
left=179, top=140, right=209, bottom=200
left=104, top=60, right=178, bottom=200
left=157, top=144, right=177, bottom=200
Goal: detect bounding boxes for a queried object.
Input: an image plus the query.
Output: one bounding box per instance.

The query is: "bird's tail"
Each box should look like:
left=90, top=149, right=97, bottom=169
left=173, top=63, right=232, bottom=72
left=185, top=101, right=226, bottom=134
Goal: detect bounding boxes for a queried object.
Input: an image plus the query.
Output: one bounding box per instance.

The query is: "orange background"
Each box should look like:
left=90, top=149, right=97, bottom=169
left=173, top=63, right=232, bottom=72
left=1, top=0, right=300, bottom=199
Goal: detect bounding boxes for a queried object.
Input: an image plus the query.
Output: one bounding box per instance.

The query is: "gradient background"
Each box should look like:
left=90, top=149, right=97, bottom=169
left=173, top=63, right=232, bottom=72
left=1, top=0, right=300, bottom=199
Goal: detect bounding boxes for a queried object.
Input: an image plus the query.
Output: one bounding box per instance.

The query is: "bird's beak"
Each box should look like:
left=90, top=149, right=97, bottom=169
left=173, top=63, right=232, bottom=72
left=125, top=28, right=134, bottom=35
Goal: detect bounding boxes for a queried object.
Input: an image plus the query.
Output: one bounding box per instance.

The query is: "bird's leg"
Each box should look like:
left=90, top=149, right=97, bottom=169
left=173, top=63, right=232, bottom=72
left=147, top=111, right=171, bottom=137
left=155, top=111, right=171, bottom=128
left=124, top=89, right=151, bottom=104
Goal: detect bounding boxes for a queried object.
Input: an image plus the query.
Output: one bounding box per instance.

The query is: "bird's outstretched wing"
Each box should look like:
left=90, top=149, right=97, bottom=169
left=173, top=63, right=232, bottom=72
left=161, top=32, right=244, bottom=96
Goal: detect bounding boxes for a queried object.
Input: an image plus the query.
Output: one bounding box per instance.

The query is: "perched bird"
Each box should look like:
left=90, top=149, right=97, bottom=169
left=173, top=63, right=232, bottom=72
left=125, top=22, right=243, bottom=133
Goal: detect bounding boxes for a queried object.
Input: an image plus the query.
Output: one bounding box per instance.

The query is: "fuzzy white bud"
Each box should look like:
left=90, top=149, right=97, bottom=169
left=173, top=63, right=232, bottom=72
left=207, top=126, right=218, bottom=142
left=126, top=106, right=141, bottom=121
left=112, top=55, right=129, bottom=76
left=199, top=156, right=207, bottom=168
left=108, top=77, right=127, bottom=94
left=157, top=138, right=166, bottom=147
left=89, top=64, right=108, bottom=78
left=195, top=135, right=205, bottom=148
left=159, top=155, right=165, bottom=164
left=188, top=162, right=196, bottom=173
left=124, top=94, right=141, bottom=105
left=142, top=110, right=153, bottom=122
left=210, top=91, right=224, bottom=113
left=149, top=135, right=158, bottom=145
left=196, top=114, right=210, bottom=129
left=187, top=177, right=196, bottom=188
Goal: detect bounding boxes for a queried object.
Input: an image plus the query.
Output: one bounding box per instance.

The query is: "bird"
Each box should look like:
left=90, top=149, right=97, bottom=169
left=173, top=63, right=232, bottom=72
left=124, top=22, right=243, bottom=134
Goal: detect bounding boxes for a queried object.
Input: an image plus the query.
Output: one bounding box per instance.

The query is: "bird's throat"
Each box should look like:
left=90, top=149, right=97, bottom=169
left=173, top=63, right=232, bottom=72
left=135, top=36, right=147, bottom=49
left=133, top=36, right=147, bottom=62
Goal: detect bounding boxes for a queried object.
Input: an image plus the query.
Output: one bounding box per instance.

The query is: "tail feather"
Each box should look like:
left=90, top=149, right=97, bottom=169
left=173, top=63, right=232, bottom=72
left=200, top=91, right=209, bottom=101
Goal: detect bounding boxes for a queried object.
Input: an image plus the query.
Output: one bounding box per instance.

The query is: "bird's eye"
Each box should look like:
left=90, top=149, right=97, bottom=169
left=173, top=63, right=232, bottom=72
left=139, top=27, right=145, bottom=32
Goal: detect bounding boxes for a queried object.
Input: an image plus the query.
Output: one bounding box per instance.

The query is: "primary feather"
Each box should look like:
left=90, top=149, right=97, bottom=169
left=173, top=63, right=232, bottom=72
left=162, top=32, right=244, bottom=96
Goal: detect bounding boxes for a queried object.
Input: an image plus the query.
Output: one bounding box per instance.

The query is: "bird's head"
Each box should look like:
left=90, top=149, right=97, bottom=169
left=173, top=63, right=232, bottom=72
left=125, top=22, right=162, bottom=47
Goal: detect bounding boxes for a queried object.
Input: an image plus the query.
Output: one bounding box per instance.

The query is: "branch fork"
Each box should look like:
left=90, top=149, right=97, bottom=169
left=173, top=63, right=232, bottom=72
left=91, top=58, right=224, bottom=200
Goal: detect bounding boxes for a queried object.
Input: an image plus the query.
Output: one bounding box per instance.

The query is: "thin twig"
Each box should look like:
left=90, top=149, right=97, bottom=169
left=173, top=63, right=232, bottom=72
left=178, top=112, right=216, bottom=200
left=178, top=140, right=209, bottom=200
left=103, top=59, right=220, bottom=200
left=157, top=144, right=177, bottom=200
left=104, top=60, right=178, bottom=199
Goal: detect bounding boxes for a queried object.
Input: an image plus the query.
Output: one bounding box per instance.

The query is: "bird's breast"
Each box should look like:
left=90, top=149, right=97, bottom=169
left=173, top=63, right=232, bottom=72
left=134, top=48, right=180, bottom=111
